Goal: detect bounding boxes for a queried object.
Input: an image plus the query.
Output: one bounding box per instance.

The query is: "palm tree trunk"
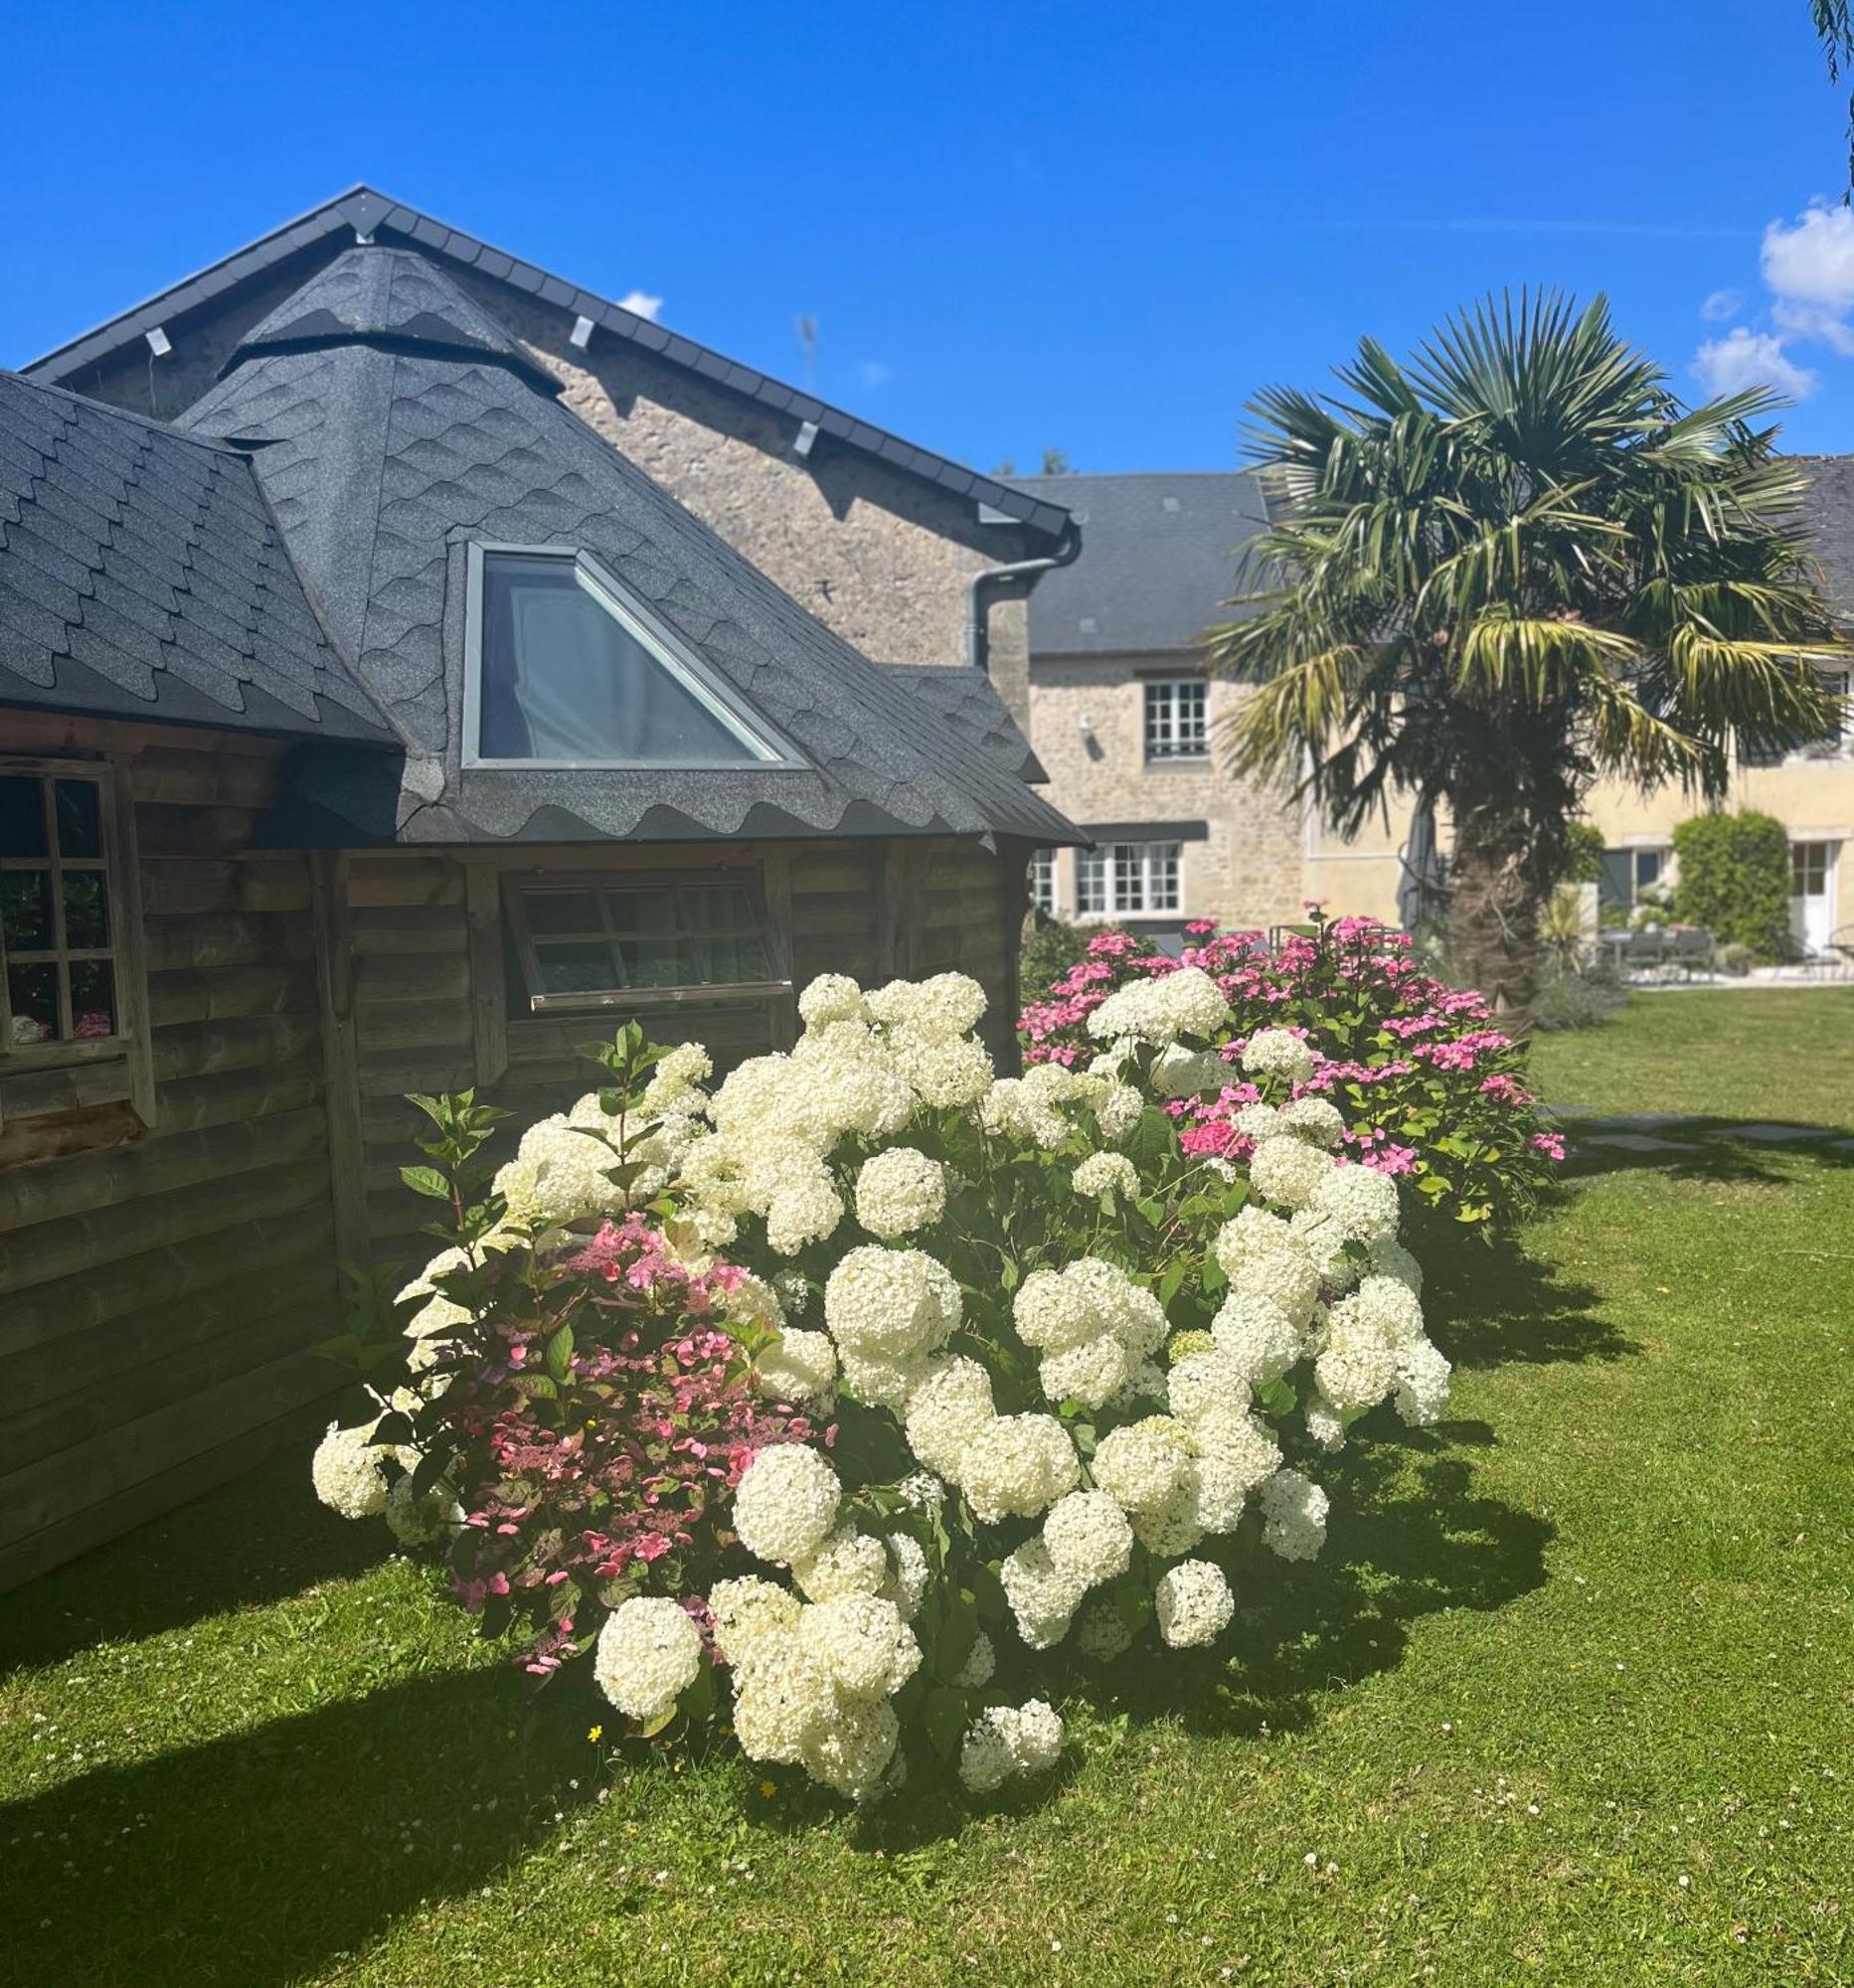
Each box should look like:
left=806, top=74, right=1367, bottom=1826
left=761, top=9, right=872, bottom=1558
left=1445, top=786, right=1544, bottom=1026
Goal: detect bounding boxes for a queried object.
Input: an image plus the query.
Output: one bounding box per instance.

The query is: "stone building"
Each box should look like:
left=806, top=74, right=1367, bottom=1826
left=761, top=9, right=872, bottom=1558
left=1020, top=470, right=1854, bottom=953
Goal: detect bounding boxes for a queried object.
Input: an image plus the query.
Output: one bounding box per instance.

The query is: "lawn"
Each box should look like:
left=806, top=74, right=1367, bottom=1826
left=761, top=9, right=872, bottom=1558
left=2, top=995, right=1849, bottom=1986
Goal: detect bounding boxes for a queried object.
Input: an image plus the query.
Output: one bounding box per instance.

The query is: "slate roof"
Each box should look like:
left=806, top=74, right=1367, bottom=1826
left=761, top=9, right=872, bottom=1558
left=173, top=246, right=1077, bottom=848
left=0, top=371, right=390, bottom=739
left=1791, top=456, right=1854, bottom=622
left=1021, top=471, right=1272, bottom=658
left=880, top=664, right=1048, bottom=783
left=22, top=185, right=1074, bottom=547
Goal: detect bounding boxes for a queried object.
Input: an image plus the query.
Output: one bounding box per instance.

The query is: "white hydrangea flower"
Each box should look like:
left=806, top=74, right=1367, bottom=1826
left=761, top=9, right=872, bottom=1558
left=1128, top=1477, right=1207, bottom=1558
left=798, top=973, right=868, bottom=1028
left=792, top=1525, right=890, bottom=1602
left=824, top=1245, right=961, bottom=1362
left=799, top=1593, right=921, bottom=1700
left=707, top=1575, right=802, bottom=1663
left=764, top=1172, right=847, bottom=1256
left=728, top=1629, right=835, bottom=1763
left=1092, top=1415, right=1193, bottom=1514
left=722, top=1271, right=786, bottom=1332
left=384, top=1472, right=460, bottom=1547
left=854, top=1147, right=947, bottom=1238
left=1209, top=1290, right=1303, bottom=1386
left=757, top=1327, right=838, bottom=1405
left=1277, top=1095, right=1345, bottom=1147
left=977, top=1076, right=1071, bottom=1149
left=903, top=1356, right=997, bottom=1478
left=798, top=1695, right=901, bottom=1803
left=1152, top=1044, right=1228, bottom=1097
left=958, top=1413, right=1081, bottom=1524
left=1154, top=1559, right=1235, bottom=1649
left=869, top=971, right=987, bottom=1041
left=1092, top=1079, right=1146, bottom=1143
left=1393, top=1339, right=1452, bottom=1426
left=1305, top=1388, right=1349, bottom=1452
left=640, top=1041, right=713, bottom=1115
left=1250, top=1134, right=1334, bottom=1212
left=957, top=1700, right=1066, bottom=1790
left=593, top=1596, right=703, bottom=1723
left=1042, top=1490, right=1134, bottom=1589
left=1368, top=1236, right=1425, bottom=1294
left=1072, top=1150, right=1139, bottom=1202
left=1166, top=1346, right=1252, bottom=1423
left=1288, top=1209, right=1363, bottom=1292
left=1106, top=1355, right=1169, bottom=1413
left=1078, top=1597, right=1134, bottom=1661
left=838, top=1345, right=934, bottom=1411
left=1241, top=1027, right=1316, bottom=1087
left=1013, top=1267, right=1095, bottom=1353
left=1313, top=1316, right=1398, bottom=1416
left=1088, top=965, right=1230, bottom=1046
left=1260, top=1468, right=1330, bottom=1561
left=1212, top=1205, right=1295, bottom=1277
left=733, top=1444, right=842, bottom=1565
left=1345, top=1274, right=1426, bottom=1348
left=311, top=1420, right=393, bottom=1520
left=950, top=1629, right=995, bottom=1689
left=1000, top=1537, right=1085, bottom=1648
left=1226, top=1244, right=1322, bottom=1329
left=494, top=1113, right=627, bottom=1227
left=883, top=1533, right=929, bottom=1620
left=1308, top=1162, right=1402, bottom=1242
left=901, top=1030, right=995, bottom=1107
left=1234, top=1101, right=1282, bottom=1142
left=1039, top=1332, right=1131, bottom=1410
left=1186, top=1408, right=1282, bottom=1532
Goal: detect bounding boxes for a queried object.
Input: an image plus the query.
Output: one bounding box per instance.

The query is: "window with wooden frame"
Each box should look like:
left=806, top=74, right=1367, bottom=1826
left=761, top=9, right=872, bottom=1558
left=503, top=871, right=790, bottom=1015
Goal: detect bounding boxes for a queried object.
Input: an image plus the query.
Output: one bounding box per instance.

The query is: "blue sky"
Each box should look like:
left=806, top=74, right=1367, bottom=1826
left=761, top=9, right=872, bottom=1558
left=5, top=1, right=1854, bottom=472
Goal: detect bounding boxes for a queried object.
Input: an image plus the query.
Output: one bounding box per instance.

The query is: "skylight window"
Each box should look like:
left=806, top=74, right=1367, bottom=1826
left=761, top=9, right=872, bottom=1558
left=463, top=546, right=789, bottom=769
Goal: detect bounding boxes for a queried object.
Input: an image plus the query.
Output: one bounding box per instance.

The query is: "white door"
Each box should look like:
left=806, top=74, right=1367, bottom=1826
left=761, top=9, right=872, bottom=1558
left=1789, top=840, right=1838, bottom=952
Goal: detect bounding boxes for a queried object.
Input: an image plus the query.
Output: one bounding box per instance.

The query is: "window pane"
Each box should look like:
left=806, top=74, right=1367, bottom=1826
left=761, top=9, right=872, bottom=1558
left=0, top=776, right=47, bottom=857
left=618, top=938, right=685, bottom=988
left=477, top=554, right=766, bottom=764
left=54, top=779, right=103, bottom=858
left=534, top=940, right=620, bottom=993
left=523, top=890, right=602, bottom=937
left=63, top=872, right=110, bottom=950
left=1, top=870, right=54, bottom=951
left=605, top=888, right=678, bottom=937
left=8, top=961, right=60, bottom=1044
left=70, top=958, right=115, bottom=1039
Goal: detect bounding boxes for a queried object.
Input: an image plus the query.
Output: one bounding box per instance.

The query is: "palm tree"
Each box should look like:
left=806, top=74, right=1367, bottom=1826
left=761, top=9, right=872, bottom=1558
left=1813, top=2, right=1854, bottom=189
left=1207, top=290, right=1848, bottom=1017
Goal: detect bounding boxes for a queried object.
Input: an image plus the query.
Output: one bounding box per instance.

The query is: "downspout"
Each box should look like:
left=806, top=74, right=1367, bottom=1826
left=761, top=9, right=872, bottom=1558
left=963, top=517, right=1083, bottom=674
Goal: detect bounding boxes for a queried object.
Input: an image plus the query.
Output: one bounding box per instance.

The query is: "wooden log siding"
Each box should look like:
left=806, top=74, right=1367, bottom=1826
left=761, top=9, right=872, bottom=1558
left=0, top=726, right=344, bottom=1592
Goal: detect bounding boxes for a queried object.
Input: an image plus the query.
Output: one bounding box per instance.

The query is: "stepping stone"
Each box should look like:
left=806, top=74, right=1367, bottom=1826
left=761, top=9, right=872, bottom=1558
left=1582, top=1131, right=1695, bottom=1152
left=1720, top=1123, right=1820, bottom=1144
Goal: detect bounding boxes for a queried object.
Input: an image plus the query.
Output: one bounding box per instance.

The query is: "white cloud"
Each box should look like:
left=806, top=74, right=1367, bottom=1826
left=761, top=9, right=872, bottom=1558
left=1773, top=296, right=1854, bottom=357
left=1699, top=287, right=1744, bottom=322
left=1692, top=327, right=1817, bottom=402
left=616, top=289, right=663, bottom=322
left=1761, top=203, right=1854, bottom=309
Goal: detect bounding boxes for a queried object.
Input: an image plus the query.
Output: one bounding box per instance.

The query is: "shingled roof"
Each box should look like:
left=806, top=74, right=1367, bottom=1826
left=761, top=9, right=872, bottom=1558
left=0, top=371, right=390, bottom=740
left=1022, top=471, right=1271, bottom=659
left=22, top=185, right=1074, bottom=548
left=172, top=245, right=1073, bottom=848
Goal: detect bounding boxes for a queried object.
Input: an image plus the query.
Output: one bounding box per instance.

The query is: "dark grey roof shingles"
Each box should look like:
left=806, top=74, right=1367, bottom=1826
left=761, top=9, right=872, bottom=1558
left=21, top=186, right=1073, bottom=544
left=0, top=371, right=392, bottom=740
left=178, top=248, right=1078, bottom=849
left=1021, top=471, right=1273, bottom=658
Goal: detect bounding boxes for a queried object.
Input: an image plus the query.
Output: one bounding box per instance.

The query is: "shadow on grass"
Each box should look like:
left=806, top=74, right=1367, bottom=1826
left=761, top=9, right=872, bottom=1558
left=1416, top=1226, right=1635, bottom=1374
left=0, top=1660, right=597, bottom=1988
left=0, top=1451, right=387, bottom=1681
left=1562, top=1118, right=1854, bottom=1190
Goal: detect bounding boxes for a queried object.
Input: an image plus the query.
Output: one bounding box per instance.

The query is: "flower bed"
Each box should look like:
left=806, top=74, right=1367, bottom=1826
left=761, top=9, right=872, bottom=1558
left=316, top=965, right=1455, bottom=1806
left=1020, top=912, right=1562, bottom=1226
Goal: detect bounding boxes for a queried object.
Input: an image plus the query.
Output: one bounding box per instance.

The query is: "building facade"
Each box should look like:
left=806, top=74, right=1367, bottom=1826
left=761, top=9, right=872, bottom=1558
left=1021, top=470, right=1854, bottom=953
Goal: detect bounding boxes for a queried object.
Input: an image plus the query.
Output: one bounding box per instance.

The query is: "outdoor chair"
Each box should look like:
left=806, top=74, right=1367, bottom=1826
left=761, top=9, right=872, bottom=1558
left=1667, top=927, right=1716, bottom=980
left=1829, top=925, right=1854, bottom=980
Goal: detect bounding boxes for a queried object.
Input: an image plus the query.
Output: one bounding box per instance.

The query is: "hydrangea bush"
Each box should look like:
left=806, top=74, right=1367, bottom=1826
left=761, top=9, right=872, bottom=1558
left=316, top=965, right=1454, bottom=1806
left=1020, top=910, right=1564, bottom=1226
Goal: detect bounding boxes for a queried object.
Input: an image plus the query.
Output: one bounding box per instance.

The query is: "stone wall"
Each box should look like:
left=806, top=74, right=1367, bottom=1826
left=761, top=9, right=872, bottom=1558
left=1025, top=656, right=1307, bottom=927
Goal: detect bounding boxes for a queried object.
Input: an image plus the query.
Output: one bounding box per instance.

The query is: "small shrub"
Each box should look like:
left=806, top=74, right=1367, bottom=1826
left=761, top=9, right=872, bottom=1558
left=1558, top=821, right=1606, bottom=887
left=1020, top=911, right=1111, bottom=998
left=1529, top=961, right=1625, bottom=1032
left=1671, top=811, right=1790, bottom=959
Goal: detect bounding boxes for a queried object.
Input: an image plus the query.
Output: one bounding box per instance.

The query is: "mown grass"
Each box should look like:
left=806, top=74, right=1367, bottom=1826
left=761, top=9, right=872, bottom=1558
left=2, top=995, right=1849, bottom=1985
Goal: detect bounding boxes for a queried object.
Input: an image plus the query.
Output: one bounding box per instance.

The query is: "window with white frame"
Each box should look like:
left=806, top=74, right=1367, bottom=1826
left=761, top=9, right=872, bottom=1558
left=1027, top=848, right=1057, bottom=916
left=1075, top=841, right=1182, bottom=916
left=1, top=762, right=122, bottom=1055
left=1143, top=678, right=1208, bottom=762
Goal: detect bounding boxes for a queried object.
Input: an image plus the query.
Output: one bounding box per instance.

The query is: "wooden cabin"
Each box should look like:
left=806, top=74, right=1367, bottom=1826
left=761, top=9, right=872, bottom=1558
left=0, top=246, right=1079, bottom=1587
